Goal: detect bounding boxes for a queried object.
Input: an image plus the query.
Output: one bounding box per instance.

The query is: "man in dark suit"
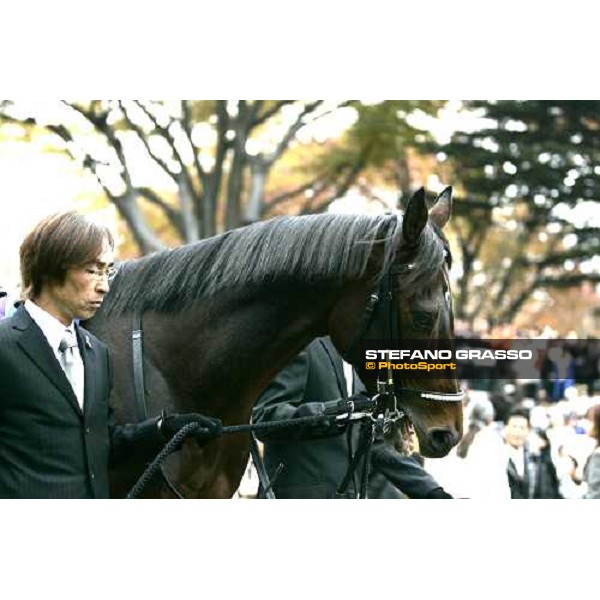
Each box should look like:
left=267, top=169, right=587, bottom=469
left=504, top=408, right=561, bottom=499
left=0, top=211, right=208, bottom=498
left=252, top=336, right=452, bottom=499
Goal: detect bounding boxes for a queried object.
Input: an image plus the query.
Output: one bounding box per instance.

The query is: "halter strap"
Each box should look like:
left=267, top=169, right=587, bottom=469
left=343, top=261, right=464, bottom=404
left=132, top=312, right=148, bottom=420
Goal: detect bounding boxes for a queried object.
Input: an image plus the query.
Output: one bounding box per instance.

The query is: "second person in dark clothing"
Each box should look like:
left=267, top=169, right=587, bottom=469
left=504, top=408, right=561, bottom=499
left=252, top=336, right=452, bottom=499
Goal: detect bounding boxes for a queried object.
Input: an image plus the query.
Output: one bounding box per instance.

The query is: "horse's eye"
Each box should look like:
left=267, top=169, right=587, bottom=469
left=411, top=311, right=435, bottom=331
left=445, top=291, right=451, bottom=306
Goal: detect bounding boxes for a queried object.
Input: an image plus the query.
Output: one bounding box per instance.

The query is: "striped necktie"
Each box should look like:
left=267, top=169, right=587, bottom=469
left=58, top=329, right=83, bottom=407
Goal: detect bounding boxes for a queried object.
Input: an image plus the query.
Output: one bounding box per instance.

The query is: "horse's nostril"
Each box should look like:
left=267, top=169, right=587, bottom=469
left=427, top=427, right=456, bottom=450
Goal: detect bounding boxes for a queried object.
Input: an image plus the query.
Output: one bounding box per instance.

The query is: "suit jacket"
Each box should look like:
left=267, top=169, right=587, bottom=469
left=507, top=449, right=531, bottom=499
left=0, top=306, right=162, bottom=498
left=507, top=445, right=561, bottom=499
left=252, top=336, right=446, bottom=499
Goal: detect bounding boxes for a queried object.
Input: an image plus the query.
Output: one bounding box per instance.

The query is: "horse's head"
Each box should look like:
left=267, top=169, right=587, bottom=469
left=329, top=187, right=463, bottom=458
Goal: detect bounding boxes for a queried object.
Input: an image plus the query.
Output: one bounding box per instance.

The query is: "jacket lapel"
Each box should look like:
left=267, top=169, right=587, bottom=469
left=320, top=337, right=349, bottom=399
left=524, top=447, right=534, bottom=498
left=13, top=306, right=82, bottom=417
left=507, top=452, right=529, bottom=498
left=76, top=325, right=97, bottom=420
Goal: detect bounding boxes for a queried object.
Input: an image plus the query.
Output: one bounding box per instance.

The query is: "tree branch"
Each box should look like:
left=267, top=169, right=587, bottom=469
left=250, top=100, right=295, bottom=128
left=262, top=169, right=334, bottom=214
left=118, top=101, right=180, bottom=186
left=265, top=101, right=324, bottom=163
left=180, top=100, right=210, bottom=191
left=137, top=187, right=184, bottom=236
left=131, top=100, right=200, bottom=198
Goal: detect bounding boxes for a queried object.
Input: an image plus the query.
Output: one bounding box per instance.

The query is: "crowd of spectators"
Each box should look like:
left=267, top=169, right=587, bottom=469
left=427, top=320, right=600, bottom=499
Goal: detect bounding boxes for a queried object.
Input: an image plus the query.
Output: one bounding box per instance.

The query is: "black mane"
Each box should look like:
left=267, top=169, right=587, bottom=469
left=101, top=212, right=447, bottom=315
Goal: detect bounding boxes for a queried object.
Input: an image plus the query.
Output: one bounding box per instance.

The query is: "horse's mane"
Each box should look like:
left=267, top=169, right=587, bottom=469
left=101, top=212, right=448, bottom=315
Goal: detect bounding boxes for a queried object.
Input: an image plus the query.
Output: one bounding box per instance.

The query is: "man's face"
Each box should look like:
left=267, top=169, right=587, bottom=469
left=504, top=416, right=530, bottom=449
left=44, top=237, right=115, bottom=325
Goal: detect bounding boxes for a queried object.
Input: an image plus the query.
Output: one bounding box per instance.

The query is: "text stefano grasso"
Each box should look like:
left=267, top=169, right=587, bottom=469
left=364, top=349, right=533, bottom=360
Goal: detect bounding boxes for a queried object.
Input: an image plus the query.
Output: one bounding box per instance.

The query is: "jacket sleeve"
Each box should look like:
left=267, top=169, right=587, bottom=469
left=370, top=437, right=451, bottom=498
left=584, top=452, right=600, bottom=499
left=252, top=348, right=345, bottom=442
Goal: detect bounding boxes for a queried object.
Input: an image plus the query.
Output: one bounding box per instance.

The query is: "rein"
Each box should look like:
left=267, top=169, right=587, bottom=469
left=125, top=404, right=377, bottom=499
left=129, top=315, right=379, bottom=499
left=126, top=251, right=463, bottom=499
left=335, top=258, right=464, bottom=492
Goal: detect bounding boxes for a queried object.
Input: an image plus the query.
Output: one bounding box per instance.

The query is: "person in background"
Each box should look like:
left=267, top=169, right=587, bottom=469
left=0, top=287, right=21, bottom=321
left=583, top=404, right=600, bottom=499
left=425, top=394, right=511, bottom=499
left=504, top=408, right=561, bottom=499
left=0, top=289, right=6, bottom=320
left=252, top=336, right=453, bottom=499
left=455, top=397, right=511, bottom=499
left=555, top=446, right=584, bottom=499
left=545, top=345, right=576, bottom=402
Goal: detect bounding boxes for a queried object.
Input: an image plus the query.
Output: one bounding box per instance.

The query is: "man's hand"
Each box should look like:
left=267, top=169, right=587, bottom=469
left=323, top=393, right=374, bottom=416
left=159, top=412, right=222, bottom=442
left=427, top=487, right=453, bottom=499
left=294, top=402, right=327, bottom=419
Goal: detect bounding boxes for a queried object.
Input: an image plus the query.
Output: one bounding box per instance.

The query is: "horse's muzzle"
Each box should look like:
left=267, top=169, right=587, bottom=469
left=424, top=427, right=460, bottom=457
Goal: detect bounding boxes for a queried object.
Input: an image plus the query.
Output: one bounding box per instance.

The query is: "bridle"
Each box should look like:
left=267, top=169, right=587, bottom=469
left=344, top=259, right=465, bottom=407
left=333, top=256, right=464, bottom=496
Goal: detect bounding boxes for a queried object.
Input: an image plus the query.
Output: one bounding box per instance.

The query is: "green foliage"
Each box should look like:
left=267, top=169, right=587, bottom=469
left=442, top=100, right=600, bottom=324
left=316, top=100, right=441, bottom=171
left=447, top=100, right=600, bottom=206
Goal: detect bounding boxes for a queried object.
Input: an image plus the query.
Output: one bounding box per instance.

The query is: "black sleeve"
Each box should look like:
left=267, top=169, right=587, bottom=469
left=370, top=437, right=451, bottom=498
left=252, top=349, right=345, bottom=442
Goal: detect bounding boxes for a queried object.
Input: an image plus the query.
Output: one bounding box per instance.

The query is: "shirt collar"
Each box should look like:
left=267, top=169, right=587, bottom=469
left=508, top=444, right=523, bottom=455
left=24, top=299, right=76, bottom=352
left=507, top=444, right=525, bottom=469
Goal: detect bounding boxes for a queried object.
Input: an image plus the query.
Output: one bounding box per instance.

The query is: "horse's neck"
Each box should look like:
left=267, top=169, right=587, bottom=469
left=144, top=285, right=338, bottom=408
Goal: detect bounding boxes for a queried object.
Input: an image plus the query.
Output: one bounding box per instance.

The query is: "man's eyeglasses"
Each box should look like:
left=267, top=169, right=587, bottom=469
left=84, top=266, right=117, bottom=281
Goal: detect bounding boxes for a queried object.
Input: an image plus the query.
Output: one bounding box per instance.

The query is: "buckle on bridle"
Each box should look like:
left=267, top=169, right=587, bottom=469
left=372, top=375, right=402, bottom=432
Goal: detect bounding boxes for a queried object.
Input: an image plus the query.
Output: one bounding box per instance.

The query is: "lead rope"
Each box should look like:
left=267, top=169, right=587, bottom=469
left=335, top=418, right=376, bottom=498
left=127, top=412, right=358, bottom=499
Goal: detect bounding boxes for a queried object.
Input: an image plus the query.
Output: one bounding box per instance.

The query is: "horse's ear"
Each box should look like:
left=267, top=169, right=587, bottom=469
left=429, top=186, right=453, bottom=229
left=402, top=187, right=428, bottom=246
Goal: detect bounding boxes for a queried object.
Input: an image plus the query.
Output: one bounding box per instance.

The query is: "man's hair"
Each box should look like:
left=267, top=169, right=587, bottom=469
left=20, top=211, right=114, bottom=299
left=504, top=406, right=530, bottom=426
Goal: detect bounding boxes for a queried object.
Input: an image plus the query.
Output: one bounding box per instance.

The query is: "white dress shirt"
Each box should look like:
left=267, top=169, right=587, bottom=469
left=507, top=444, right=525, bottom=478
left=342, top=360, right=354, bottom=397
left=24, top=300, right=85, bottom=410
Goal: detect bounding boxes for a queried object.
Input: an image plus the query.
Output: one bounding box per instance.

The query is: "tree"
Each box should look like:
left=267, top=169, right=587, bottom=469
left=439, top=100, right=600, bottom=325
left=0, top=100, right=443, bottom=255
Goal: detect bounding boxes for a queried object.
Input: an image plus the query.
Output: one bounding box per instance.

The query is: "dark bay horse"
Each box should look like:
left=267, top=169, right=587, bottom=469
left=87, top=187, right=463, bottom=498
